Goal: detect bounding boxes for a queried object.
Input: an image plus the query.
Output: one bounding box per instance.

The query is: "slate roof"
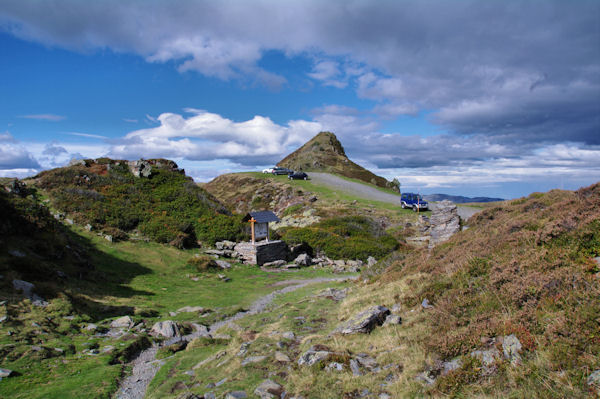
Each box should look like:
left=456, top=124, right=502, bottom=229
left=242, top=210, right=280, bottom=223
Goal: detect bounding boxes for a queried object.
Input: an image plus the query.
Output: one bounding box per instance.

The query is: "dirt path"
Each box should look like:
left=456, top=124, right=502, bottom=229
left=114, top=276, right=356, bottom=399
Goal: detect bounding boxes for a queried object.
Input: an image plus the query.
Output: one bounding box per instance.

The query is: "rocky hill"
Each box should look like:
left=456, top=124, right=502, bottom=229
left=27, top=158, right=242, bottom=247
left=278, top=131, right=392, bottom=188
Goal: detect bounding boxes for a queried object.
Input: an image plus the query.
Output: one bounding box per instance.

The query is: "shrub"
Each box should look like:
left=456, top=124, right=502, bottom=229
left=279, top=216, right=398, bottom=261
left=187, top=255, right=218, bottom=272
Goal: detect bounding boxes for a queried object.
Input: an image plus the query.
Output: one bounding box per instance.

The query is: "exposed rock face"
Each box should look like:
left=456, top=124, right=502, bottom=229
left=428, top=200, right=460, bottom=248
left=127, top=159, right=184, bottom=178
left=254, top=379, right=284, bottom=399
left=234, top=240, right=289, bottom=265
left=150, top=320, right=180, bottom=338
left=333, top=305, right=390, bottom=334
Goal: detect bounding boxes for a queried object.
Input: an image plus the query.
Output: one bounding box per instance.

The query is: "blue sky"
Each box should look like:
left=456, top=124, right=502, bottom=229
left=0, top=0, right=598, bottom=199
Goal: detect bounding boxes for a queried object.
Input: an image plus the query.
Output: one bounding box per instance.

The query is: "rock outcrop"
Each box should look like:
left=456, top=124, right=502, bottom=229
left=333, top=305, right=390, bottom=334
left=428, top=200, right=460, bottom=248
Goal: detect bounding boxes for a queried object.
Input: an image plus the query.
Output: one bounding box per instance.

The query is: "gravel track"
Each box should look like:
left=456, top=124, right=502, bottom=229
left=114, top=276, right=356, bottom=399
left=309, top=172, right=481, bottom=220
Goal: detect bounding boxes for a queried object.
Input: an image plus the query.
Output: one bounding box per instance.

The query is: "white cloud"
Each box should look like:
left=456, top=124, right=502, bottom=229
left=18, top=114, right=66, bottom=121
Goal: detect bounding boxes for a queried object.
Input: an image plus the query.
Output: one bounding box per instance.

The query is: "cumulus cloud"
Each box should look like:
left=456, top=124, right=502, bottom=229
left=108, top=109, right=320, bottom=166
left=0, top=132, right=41, bottom=171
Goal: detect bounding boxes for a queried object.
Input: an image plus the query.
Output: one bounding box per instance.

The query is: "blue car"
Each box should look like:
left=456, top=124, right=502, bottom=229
left=401, top=193, right=428, bottom=211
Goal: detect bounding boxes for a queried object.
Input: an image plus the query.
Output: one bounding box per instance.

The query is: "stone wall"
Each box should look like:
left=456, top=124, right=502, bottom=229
left=234, top=240, right=289, bottom=266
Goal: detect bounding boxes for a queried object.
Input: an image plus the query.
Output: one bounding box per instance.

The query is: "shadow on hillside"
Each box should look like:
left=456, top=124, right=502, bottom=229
left=0, top=190, right=155, bottom=321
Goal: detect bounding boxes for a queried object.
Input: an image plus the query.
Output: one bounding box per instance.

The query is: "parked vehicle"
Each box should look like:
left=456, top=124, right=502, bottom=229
left=288, top=171, right=308, bottom=180
left=401, top=192, right=428, bottom=211
left=272, top=167, right=293, bottom=175
left=262, top=167, right=275, bottom=174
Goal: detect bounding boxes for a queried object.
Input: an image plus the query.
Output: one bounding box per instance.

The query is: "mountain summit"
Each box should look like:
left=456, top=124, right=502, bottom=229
left=277, top=131, right=390, bottom=188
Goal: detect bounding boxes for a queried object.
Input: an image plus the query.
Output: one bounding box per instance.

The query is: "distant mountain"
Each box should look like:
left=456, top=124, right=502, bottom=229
left=423, top=193, right=504, bottom=203
left=277, top=131, right=392, bottom=188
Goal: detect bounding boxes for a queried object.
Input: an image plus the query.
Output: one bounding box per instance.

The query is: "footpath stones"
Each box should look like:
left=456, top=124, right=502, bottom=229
left=333, top=305, right=390, bottom=334
left=254, top=379, right=284, bottom=399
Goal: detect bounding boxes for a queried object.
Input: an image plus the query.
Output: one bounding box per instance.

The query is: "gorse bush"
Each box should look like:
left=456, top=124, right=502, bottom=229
left=279, top=215, right=398, bottom=261
left=36, top=160, right=244, bottom=247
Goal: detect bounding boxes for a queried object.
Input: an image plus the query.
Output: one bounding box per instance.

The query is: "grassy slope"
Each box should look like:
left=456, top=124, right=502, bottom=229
left=0, top=187, right=348, bottom=398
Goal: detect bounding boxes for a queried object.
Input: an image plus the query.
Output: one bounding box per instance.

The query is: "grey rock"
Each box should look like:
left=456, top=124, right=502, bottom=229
left=390, top=303, right=402, bottom=313
left=216, top=240, right=237, bottom=250
left=225, top=392, right=248, bottom=399
left=317, top=287, right=347, bottom=301
left=379, top=394, right=392, bottom=399
left=104, top=234, right=113, bottom=242
left=9, top=249, right=25, bottom=257
left=177, top=306, right=206, bottom=313
left=204, top=393, right=217, bottom=399
left=326, top=362, right=344, bottom=371
left=471, top=348, right=501, bottom=367
left=350, top=359, right=362, bottom=376
left=0, top=316, right=7, bottom=323
left=588, top=370, right=600, bottom=389
left=294, top=253, right=312, bottom=266
left=84, top=323, right=98, bottom=331
left=421, top=298, right=433, bottom=309
left=110, top=315, right=134, bottom=329
left=297, top=348, right=331, bottom=366
left=428, top=200, right=460, bottom=248
left=237, top=342, right=250, bottom=357
left=333, top=305, right=390, bottom=334
left=383, top=314, right=402, bottom=326
left=68, top=158, right=86, bottom=166
left=275, top=351, right=291, bottom=363
left=254, top=379, right=283, bottom=398
left=441, top=358, right=463, bottom=376
left=281, top=331, right=295, bottom=340
left=65, top=218, right=74, bottom=225
left=215, top=260, right=232, bottom=269
left=150, top=320, right=180, bottom=338
left=85, top=224, right=93, bottom=231
left=502, top=334, right=522, bottom=364
left=367, top=256, right=377, bottom=266
left=215, top=377, right=228, bottom=387
left=263, top=260, right=286, bottom=268
left=242, top=355, right=267, bottom=366
left=12, top=279, right=35, bottom=297
left=355, top=353, right=378, bottom=371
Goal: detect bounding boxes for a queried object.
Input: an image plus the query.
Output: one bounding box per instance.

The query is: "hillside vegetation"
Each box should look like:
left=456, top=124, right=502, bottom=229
left=31, top=158, right=243, bottom=247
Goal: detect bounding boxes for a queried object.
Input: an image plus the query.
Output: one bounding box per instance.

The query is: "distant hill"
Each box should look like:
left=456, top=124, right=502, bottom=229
left=277, top=131, right=392, bottom=189
left=423, top=193, right=504, bottom=203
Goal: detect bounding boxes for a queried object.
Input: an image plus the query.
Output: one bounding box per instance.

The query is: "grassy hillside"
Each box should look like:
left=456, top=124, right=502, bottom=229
left=30, top=158, right=243, bottom=247
left=277, top=131, right=393, bottom=188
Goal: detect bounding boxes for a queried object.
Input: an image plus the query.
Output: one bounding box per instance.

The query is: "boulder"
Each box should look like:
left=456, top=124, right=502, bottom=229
left=421, top=298, right=433, bottom=309
left=225, top=392, right=248, bottom=399
left=297, top=347, right=332, bottom=366
left=428, top=200, right=460, bottom=248
left=151, top=320, right=180, bottom=338
left=215, top=260, right=231, bottom=270
left=12, top=279, right=35, bottom=298
left=383, top=314, right=402, bottom=326
left=367, top=256, right=377, bottom=267
left=289, top=242, right=313, bottom=258
left=294, top=253, right=312, bottom=266
left=111, top=316, right=134, bottom=329
left=317, top=288, right=348, bottom=301
left=263, top=260, right=286, bottom=268
left=333, top=305, right=390, bottom=334
left=326, top=362, right=344, bottom=372
left=274, top=351, right=290, bottom=363
left=281, top=331, right=295, bottom=340
left=216, top=240, right=237, bottom=250
left=502, top=334, right=522, bottom=364
left=254, top=379, right=284, bottom=399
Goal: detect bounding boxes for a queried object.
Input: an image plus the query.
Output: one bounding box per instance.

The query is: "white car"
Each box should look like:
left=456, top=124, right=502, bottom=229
left=262, top=167, right=275, bottom=174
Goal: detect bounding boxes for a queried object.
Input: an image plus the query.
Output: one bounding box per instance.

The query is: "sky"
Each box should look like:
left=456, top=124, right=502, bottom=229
left=0, top=0, right=599, bottom=199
